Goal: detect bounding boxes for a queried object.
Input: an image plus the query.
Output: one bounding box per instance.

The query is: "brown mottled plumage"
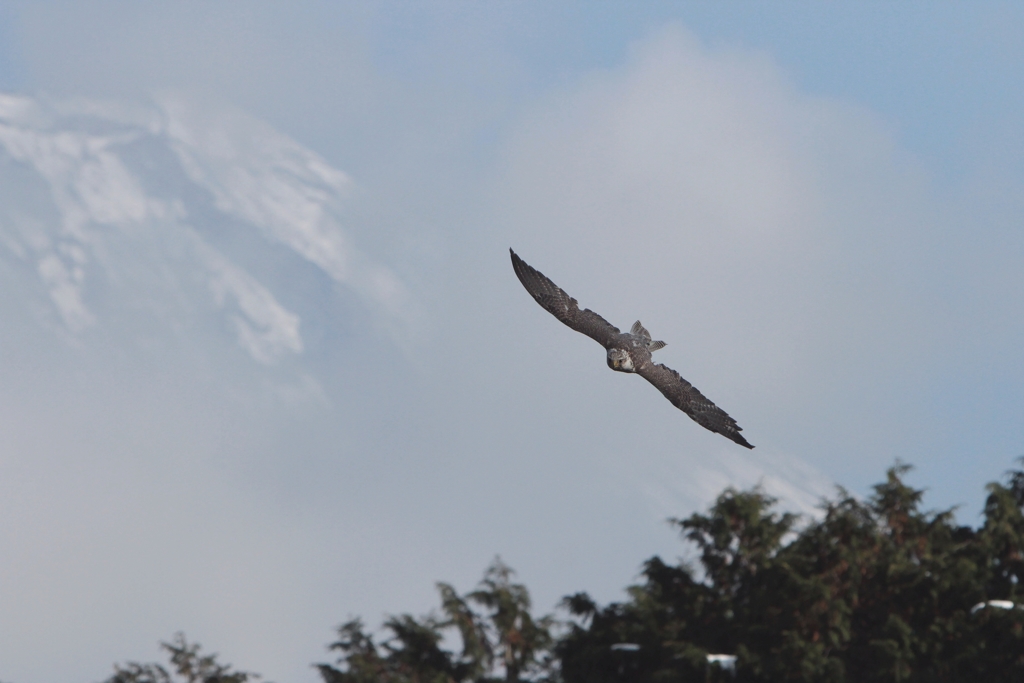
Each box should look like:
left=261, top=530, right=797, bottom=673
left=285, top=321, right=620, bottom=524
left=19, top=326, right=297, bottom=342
left=511, top=249, right=753, bottom=448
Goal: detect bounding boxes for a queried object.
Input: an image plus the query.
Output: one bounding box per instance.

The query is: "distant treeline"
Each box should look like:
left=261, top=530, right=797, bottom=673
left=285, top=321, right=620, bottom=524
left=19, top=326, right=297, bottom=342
left=105, top=461, right=1024, bottom=683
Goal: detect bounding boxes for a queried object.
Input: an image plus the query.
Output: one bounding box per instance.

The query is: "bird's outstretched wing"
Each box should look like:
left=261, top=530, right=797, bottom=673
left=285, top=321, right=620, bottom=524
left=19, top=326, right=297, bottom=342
left=636, top=362, right=754, bottom=448
left=510, top=249, right=621, bottom=348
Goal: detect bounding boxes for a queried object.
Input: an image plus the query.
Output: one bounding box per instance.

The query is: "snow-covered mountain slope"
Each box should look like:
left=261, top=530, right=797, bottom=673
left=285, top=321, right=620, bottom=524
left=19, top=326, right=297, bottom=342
left=0, top=92, right=411, bottom=366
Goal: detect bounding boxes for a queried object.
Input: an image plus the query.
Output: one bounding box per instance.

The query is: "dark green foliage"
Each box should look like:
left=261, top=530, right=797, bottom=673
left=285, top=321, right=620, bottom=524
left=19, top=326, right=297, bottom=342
left=313, top=616, right=468, bottom=683
left=102, top=633, right=261, bottom=683
left=106, top=461, right=1024, bottom=683
left=558, top=462, right=1024, bottom=683
left=316, top=557, right=555, bottom=683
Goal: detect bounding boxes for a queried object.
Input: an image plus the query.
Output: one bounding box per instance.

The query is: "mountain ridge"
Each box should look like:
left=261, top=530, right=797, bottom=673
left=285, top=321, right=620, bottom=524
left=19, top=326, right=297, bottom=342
left=0, top=91, right=411, bottom=368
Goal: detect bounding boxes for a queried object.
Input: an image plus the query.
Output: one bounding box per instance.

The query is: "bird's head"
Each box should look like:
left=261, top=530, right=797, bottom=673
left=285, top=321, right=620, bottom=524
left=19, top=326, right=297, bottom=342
left=607, top=348, right=634, bottom=373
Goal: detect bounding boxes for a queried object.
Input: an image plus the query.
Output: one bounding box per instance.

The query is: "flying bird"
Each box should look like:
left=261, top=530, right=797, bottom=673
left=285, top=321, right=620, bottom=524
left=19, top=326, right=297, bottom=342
left=510, top=249, right=753, bottom=448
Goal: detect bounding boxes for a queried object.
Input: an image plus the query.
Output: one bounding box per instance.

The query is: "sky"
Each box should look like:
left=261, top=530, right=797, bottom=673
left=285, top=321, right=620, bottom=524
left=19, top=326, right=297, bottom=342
left=0, top=2, right=1023, bottom=682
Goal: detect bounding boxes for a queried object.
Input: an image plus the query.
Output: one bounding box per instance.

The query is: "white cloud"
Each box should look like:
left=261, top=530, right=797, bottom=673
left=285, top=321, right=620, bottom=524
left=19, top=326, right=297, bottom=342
left=494, top=25, right=943, bottom=483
